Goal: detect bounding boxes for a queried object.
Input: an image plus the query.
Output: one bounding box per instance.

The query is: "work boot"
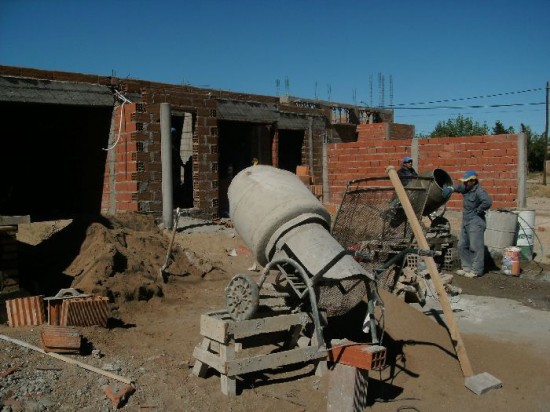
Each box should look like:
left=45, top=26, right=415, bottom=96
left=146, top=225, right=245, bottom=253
left=462, top=271, right=481, bottom=278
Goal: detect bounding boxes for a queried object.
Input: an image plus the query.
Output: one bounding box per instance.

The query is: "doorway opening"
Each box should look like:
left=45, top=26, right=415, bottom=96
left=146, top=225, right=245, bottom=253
left=0, top=102, right=111, bottom=221
left=170, top=112, right=195, bottom=209
left=278, top=129, right=305, bottom=174
left=217, top=121, right=273, bottom=217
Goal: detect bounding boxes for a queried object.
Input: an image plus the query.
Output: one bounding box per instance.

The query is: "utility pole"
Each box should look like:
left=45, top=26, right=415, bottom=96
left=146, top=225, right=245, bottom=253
left=544, top=81, right=549, bottom=185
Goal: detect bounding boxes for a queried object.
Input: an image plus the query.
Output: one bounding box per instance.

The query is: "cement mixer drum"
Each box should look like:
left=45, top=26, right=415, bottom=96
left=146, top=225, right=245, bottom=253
left=228, top=165, right=331, bottom=266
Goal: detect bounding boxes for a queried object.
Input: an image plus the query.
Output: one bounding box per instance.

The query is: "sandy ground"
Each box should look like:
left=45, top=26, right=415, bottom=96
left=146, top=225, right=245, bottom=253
left=1, top=186, right=550, bottom=411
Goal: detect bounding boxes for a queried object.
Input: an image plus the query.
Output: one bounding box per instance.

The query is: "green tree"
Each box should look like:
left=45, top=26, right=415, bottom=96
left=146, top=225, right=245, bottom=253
left=492, top=120, right=515, bottom=135
left=522, top=123, right=545, bottom=172
left=430, top=114, right=489, bottom=137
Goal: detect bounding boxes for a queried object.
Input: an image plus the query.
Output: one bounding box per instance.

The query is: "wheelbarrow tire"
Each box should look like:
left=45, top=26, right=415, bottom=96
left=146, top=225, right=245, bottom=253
left=225, top=274, right=259, bottom=321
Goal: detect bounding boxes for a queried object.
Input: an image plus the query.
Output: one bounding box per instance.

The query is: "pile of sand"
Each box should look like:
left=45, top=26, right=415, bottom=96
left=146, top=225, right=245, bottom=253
left=64, top=213, right=193, bottom=302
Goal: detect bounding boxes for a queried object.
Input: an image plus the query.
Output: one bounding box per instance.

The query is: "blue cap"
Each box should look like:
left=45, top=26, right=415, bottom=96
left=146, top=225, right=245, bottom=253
left=459, top=169, right=478, bottom=182
left=402, top=156, right=413, bottom=164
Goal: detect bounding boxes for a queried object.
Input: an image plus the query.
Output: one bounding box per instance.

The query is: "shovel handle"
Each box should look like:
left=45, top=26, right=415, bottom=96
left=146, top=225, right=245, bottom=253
left=161, top=208, right=181, bottom=275
left=386, top=166, right=474, bottom=378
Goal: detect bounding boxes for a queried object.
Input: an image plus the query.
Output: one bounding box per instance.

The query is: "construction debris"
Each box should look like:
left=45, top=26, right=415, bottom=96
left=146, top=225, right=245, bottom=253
left=105, top=384, right=136, bottom=409
left=40, top=324, right=81, bottom=353
left=0, top=365, right=19, bottom=378
left=6, top=295, right=46, bottom=327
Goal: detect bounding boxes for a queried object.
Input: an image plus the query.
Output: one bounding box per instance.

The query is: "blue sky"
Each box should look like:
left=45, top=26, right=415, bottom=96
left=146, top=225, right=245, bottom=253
left=1, top=0, right=548, bottom=136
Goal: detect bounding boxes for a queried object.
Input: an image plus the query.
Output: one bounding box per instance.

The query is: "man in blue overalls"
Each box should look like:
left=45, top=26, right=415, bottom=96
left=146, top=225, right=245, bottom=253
left=442, top=170, right=492, bottom=278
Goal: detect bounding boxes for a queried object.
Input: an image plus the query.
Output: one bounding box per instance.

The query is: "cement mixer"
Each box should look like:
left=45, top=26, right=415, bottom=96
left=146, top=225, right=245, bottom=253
left=225, top=165, right=377, bottom=342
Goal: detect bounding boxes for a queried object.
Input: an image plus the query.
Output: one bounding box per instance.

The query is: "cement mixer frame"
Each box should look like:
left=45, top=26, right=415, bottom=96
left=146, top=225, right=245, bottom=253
left=225, top=234, right=377, bottom=347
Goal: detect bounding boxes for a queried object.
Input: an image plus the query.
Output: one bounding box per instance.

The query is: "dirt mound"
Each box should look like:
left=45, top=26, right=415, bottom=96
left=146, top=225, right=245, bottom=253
left=64, top=214, right=193, bottom=302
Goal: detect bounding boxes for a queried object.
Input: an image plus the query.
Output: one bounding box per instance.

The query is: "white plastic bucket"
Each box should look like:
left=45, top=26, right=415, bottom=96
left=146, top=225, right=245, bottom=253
left=485, top=210, right=518, bottom=257
left=514, top=209, right=535, bottom=261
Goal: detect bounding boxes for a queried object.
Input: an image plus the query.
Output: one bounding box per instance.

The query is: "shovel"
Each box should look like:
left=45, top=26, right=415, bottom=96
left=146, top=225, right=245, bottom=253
left=160, top=207, right=182, bottom=282
left=387, top=166, right=502, bottom=395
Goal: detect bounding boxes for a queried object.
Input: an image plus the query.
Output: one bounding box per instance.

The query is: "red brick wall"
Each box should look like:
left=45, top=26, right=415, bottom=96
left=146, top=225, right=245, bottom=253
left=100, top=87, right=221, bottom=218
left=327, top=124, right=520, bottom=211
left=418, top=134, right=519, bottom=210
left=327, top=123, right=415, bottom=205
left=101, top=103, right=141, bottom=214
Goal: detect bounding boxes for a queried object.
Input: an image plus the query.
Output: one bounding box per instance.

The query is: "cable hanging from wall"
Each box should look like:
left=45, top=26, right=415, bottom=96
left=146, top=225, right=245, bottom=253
left=103, top=90, right=133, bottom=151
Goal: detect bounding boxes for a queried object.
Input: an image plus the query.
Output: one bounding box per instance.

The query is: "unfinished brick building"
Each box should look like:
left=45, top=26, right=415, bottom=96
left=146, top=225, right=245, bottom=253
left=0, top=65, right=395, bottom=221
left=0, top=65, right=525, bottom=225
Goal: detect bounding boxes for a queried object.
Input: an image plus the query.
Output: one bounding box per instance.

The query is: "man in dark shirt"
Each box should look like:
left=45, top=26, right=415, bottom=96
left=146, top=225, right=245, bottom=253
left=397, top=156, right=418, bottom=186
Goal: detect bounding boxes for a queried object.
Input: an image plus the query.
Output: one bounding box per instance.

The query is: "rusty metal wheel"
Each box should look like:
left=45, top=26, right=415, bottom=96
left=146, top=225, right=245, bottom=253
left=225, top=274, right=259, bottom=321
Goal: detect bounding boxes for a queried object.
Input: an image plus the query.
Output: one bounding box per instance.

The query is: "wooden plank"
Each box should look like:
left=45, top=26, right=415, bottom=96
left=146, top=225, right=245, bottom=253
left=226, top=346, right=325, bottom=376
left=0, top=334, right=132, bottom=385
left=192, top=346, right=225, bottom=374
left=228, top=312, right=310, bottom=339
left=192, top=338, right=213, bottom=377
left=201, top=311, right=310, bottom=342
left=387, top=165, right=474, bottom=378
left=219, top=343, right=236, bottom=396
left=200, top=313, right=230, bottom=344
left=237, top=331, right=289, bottom=350
left=0, top=215, right=30, bottom=225
left=221, top=373, right=237, bottom=396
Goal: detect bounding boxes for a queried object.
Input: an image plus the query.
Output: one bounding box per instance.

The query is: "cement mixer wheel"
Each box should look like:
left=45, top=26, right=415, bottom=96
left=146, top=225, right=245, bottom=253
left=225, top=274, right=259, bottom=321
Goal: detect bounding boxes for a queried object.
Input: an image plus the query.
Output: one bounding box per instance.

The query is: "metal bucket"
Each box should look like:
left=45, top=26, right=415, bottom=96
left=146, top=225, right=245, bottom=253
left=409, top=168, right=453, bottom=216
left=485, top=210, right=518, bottom=257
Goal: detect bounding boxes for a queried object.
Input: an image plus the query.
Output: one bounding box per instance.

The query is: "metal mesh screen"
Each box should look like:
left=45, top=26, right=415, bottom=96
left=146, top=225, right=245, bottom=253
left=316, top=276, right=368, bottom=317
left=331, top=176, right=433, bottom=271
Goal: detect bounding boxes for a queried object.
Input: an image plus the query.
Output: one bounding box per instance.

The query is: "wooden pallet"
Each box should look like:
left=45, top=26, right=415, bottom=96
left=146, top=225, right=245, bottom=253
left=192, top=309, right=327, bottom=396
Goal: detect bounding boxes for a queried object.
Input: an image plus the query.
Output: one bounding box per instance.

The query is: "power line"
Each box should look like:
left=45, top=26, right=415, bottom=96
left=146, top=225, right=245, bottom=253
left=399, top=107, right=545, bottom=118
left=387, top=87, right=544, bottom=107
left=388, top=102, right=544, bottom=110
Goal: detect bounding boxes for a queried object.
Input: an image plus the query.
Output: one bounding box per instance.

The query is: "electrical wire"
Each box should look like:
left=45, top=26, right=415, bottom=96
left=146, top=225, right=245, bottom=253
left=399, top=106, right=544, bottom=118
left=386, top=102, right=545, bottom=110
left=387, top=87, right=544, bottom=107
left=103, top=90, right=133, bottom=151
